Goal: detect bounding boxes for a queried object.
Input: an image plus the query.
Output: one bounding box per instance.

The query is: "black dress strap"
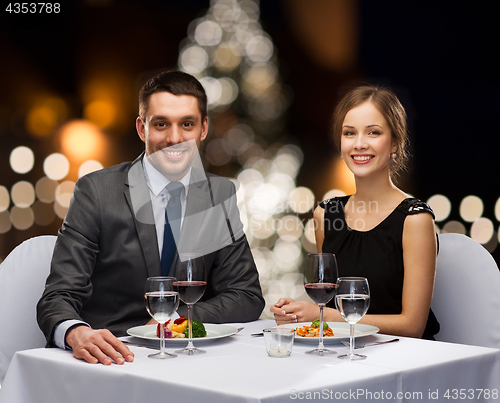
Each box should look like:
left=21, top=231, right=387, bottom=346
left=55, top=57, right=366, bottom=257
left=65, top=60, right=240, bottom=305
left=319, top=196, right=350, bottom=211
left=397, top=198, right=435, bottom=219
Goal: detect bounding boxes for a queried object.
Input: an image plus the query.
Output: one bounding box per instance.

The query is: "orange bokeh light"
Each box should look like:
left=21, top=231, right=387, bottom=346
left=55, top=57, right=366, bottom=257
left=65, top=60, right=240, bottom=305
left=26, top=106, right=58, bottom=137
left=83, top=99, right=117, bottom=128
left=25, top=97, right=67, bottom=138
left=332, top=156, right=356, bottom=195
left=80, top=74, right=130, bottom=132
left=59, top=120, right=106, bottom=162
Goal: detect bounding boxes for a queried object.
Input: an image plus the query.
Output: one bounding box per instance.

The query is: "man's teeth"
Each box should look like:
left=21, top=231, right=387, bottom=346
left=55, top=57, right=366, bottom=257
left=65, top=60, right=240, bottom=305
left=166, top=150, right=183, bottom=156
left=353, top=156, right=372, bottom=161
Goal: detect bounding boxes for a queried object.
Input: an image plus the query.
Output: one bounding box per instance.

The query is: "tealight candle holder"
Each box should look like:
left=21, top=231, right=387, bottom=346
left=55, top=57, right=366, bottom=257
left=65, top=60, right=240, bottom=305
left=263, top=327, right=295, bottom=358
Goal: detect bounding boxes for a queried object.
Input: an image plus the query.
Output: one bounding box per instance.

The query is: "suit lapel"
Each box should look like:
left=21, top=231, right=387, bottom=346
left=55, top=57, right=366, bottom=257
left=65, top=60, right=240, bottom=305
left=174, top=170, right=212, bottom=254
left=124, top=154, right=161, bottom=277
left=166, top=169, right=212, bottom=277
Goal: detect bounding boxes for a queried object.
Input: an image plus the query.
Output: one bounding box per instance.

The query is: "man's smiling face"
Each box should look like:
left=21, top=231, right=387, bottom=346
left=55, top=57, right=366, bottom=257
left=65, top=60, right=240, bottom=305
left=136, top=91, right=208, bottom=180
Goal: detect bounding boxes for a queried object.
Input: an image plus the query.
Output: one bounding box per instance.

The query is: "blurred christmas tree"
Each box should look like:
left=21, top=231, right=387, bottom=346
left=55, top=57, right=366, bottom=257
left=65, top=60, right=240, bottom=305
left=177, top=0, right=316, bottom=317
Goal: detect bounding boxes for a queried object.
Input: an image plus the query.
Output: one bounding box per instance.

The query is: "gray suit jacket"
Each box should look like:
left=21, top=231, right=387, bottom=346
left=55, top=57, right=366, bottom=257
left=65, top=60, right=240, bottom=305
left=37, top=155, right=264, bottom=344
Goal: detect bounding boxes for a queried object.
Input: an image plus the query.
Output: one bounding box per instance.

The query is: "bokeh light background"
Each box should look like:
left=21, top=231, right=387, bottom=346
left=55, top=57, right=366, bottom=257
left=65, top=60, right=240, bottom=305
left=1, top=0, right=498, bottom=319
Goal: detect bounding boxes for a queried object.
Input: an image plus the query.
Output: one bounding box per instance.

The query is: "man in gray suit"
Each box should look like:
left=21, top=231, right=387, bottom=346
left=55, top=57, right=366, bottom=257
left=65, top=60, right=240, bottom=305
left=37, top=71, right=265, bottom=365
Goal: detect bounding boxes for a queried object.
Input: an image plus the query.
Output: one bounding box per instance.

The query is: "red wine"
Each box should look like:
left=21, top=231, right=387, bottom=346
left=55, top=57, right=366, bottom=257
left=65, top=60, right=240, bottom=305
left=174, top=281, right=207, bottom=304
left=305, top=283, right=337, bottom=304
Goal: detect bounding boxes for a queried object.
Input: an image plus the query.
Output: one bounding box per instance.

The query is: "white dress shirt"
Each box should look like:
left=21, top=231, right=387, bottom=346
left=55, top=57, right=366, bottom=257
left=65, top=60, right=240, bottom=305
left=142, top=155, right=190, bottom=258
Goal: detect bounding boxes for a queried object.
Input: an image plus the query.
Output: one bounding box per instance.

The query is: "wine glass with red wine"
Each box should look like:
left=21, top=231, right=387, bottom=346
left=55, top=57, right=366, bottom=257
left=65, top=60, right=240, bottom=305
left=173, top=253, right=207, bottom=355
left=303, top=253, right=339, bottom=355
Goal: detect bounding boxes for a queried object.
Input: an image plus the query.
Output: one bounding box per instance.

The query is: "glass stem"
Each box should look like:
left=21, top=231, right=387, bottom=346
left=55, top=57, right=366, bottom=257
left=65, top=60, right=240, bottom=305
left=349, top=323, right=354, bottom=357
left=186, top=304, right=194, bottom=349
left=160, top=322, right=166, bottom=355
left=318, top=304, right=325, bottom=351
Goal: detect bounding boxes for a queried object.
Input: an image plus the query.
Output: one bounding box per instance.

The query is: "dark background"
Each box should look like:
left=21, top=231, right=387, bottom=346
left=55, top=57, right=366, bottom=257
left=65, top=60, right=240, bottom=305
left=1, top=0, right=499, bottom=263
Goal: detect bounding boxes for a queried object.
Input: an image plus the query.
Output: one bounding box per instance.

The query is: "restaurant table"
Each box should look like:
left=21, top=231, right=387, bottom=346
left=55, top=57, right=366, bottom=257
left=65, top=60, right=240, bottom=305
left=1, top=319, right=499, bottom=403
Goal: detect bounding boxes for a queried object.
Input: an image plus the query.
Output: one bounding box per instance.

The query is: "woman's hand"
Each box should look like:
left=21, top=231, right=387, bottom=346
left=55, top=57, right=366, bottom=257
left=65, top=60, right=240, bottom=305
left=270, top=298, right=320, bottom=325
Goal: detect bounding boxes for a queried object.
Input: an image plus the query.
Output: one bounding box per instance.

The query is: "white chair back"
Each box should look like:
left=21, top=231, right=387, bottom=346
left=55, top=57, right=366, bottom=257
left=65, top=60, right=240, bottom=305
left=0, top=235, right=56, bottom=384
left=432, top=233, right=500, bottom=348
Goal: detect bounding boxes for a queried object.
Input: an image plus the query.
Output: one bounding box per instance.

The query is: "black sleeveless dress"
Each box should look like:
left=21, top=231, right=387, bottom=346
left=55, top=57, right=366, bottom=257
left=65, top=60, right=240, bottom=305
left=319, top=196, right=440, bottom=340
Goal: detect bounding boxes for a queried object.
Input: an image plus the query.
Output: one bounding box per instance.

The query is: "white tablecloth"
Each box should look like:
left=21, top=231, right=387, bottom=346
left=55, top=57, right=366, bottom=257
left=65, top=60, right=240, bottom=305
left=1, top=320, right=499, bottom=403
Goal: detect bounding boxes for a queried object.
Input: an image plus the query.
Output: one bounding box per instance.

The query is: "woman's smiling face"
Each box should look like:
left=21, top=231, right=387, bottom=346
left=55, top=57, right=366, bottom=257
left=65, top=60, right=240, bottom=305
left=340, top=100, right=397, bottom=178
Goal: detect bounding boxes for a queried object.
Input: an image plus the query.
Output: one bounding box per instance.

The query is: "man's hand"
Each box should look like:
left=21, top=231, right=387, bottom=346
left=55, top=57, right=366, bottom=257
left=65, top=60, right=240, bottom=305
left=145, top=317, right=158, bottom=325
left=65, top=325, right=134, bottom=365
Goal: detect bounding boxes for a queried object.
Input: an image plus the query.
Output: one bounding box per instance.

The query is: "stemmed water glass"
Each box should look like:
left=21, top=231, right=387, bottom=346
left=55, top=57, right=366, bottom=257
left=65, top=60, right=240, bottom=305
left=335, top=277, right=370, bottom=360
left=303, top=253, right=339, bottom=355
left=144, top=276, right=180, bottom=359
left=173, top=254, right=207, bottom=355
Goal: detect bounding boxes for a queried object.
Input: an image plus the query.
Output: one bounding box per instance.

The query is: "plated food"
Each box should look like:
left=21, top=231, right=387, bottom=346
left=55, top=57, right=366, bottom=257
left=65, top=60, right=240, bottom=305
left=281, top=322, right=379, bottom=344
left=127, top=323, right=239, bottom=342
left=295, top=319, right=334, bottom=338
left=156, top=316, right=207, bottom=339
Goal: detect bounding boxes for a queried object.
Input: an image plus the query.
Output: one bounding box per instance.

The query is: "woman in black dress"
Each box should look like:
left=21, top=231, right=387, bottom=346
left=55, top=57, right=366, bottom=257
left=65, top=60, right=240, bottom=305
left=271, top=85, right=439, bottom=339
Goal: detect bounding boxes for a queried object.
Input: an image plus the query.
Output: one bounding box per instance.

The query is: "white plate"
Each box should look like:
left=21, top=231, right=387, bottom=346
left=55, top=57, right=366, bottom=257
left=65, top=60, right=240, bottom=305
left=281, top=322, right=379, bottom=344
left=126, top=324, right=238, bottom=343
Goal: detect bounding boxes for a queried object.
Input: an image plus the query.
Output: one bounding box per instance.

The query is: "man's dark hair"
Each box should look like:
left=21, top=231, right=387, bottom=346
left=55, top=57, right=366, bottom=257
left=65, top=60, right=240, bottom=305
left=138, top=70, right=208, bottom=122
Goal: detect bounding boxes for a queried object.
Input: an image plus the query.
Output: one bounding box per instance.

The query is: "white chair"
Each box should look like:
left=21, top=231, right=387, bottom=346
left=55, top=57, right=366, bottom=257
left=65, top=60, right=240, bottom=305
left=0, top=235, right=57, bottom=384
left=431, top=233, right=500, bottom=348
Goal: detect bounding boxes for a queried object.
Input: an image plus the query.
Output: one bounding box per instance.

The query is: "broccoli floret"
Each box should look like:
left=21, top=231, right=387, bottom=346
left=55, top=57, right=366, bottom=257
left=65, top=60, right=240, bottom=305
left=311, top=319, right=328, bottom=330
left=184, top=319, right=207, bottom=338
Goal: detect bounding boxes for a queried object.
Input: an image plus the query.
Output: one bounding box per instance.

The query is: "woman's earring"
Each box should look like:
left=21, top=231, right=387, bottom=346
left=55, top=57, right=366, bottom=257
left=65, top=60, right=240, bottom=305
left=391, top=152, right=397, bottom=160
